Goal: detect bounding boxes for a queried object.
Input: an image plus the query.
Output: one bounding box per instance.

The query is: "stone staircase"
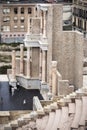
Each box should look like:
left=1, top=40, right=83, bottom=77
left=1, top=86, right=87, bottom=130
left=0, top=111, right=10, bottom=124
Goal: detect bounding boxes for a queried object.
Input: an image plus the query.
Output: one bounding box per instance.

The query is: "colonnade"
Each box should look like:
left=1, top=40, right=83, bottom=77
left=12, top=45, right=47, bottom=83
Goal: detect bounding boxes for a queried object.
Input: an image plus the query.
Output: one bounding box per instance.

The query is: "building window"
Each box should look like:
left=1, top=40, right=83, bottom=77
left=20, top=25, right=24, bottom=29
left=3, top=8, right=10, bottom=14
left=14, top=25, right=18, bottom=29
left=3, top=17, right=10, bottom=22
left=6, top=35, right=8, bottom=37
left=14, top=17, right=18, bottom=23
left=20, top=17, right=24, bottom=23
left=21, top=8, right=24, bottom=14
left=14, top=8, right=18, bottom=14
left=22, top=34, right=24, bottom=36
left=20, top=26, right=24, bottom=31
left=28, top=8, right=32, bottom=14
left=3, top=26, right=10, bottom=32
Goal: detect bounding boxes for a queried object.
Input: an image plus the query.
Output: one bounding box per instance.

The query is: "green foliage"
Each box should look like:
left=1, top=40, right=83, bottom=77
left=0, top=42, right=22, bottom=47
left=0, top=55, right=11, bottom=63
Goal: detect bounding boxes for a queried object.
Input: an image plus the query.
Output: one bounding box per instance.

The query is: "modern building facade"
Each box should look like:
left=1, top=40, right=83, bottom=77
left=72, top=0, right=87, bottom=36
left=0, top=3, right=72, bottom=43
left=0, top=4, right=39, bottom=43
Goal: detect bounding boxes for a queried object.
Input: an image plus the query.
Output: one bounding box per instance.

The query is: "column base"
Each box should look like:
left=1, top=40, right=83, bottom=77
left=41, top=81, right=46, bottom=84
left=19, top=73, right=24, bottom=76
left=26, top=76, right=31, bottom=79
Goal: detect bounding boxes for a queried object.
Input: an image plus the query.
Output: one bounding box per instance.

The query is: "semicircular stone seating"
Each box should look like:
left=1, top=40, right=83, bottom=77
left=3, top=87, right=87, bottom=130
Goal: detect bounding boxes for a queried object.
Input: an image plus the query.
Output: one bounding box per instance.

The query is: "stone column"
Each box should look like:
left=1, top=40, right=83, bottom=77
left=27, top=47, right=30, bottom=78
left=51, top=61, right=57, bottom=95
left=28, top=18, right=30, bottom=34
left=43, top=11, right=46, bottom=38
left=83, top=19, right=84, bottom=30
left=12, top=50, right=16, bottom=79
left=42, top=50, right=46, bottom=82
left=40, top=15, right=43, bottom=34
left=20, top=44, right=24, bottom=75
left=34, top=7, right=36, bottom=17
left=39, top=49, right=42, bottom=80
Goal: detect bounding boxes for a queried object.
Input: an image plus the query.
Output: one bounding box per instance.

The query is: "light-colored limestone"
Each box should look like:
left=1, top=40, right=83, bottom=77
left=20, top=44, right=24, bottom=75
left=12, top=50, right=16, bottom=80
left=51, top=61, right=57, bottom=95
left=42, top=50, right=46, bottom=82
left=27, top=47, right=30, bottom=78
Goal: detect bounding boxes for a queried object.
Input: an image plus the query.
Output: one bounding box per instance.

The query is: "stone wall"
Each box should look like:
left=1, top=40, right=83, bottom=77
left=74, top=31, right=83, bottom=89
left=46, top=5, right=53, bottom=83
left=31, top=18, right=41, bottom=34
left=52, top=30, right=83, bottom=89
left=83, top=38, right=87, bottom=57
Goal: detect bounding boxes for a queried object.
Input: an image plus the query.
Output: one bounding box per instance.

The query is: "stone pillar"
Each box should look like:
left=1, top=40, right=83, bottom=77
left=51, top=61, right=57, bottom=95
left=43, top=11, right=46, bottom=38
left=28, top=18, right=30, bottom=34
left=39, top=50, right=42, bottom=80
left=83, top=19, right=84, bottom=30
left=20, top=44, right=24, bottom=75
left=12, top=50, right=16, bottom=79
left=40, top=15, right=43, bottom=34
left=34, top=7, right=36, bottom=17
left=42, top=50, right=46, bottom=82
left=27, top=47, right=30, bottom=78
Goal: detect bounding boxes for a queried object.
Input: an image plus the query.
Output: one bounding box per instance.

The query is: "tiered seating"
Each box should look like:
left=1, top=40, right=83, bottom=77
left=3, top=87, right=87, bottom=130
left=79, top=96, right=87, bottom=126
left=58, top=107, right=69, bottom=130
left=71, top=99, right=82, bottom=129
left=50, top=109, right=61, bottom=130
left=45, top=111, right=55, bottom=130
left=39, top=115, right=49, bottom=130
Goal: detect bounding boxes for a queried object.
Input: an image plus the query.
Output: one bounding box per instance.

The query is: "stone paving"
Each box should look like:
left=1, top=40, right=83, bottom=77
left=0, top=74, right=87, bottom=111
left=0, top=78, right=43, bottom=111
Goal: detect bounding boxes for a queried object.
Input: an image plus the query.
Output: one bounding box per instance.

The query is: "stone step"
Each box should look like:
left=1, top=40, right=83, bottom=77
left=10, top=120, right=18, bottom=128
left=40, top=115, right=49, bottom=130
left=58, top=106, right=69, bottom=129
left=45, top=111, right=55, bottom=130
left=68, top=103, right=75, bottom=114
left=50, top=109, right=61, bottom=130
left=79, top=96, right=87, bottom=126
left=71, top=99, right=82, bottom=129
